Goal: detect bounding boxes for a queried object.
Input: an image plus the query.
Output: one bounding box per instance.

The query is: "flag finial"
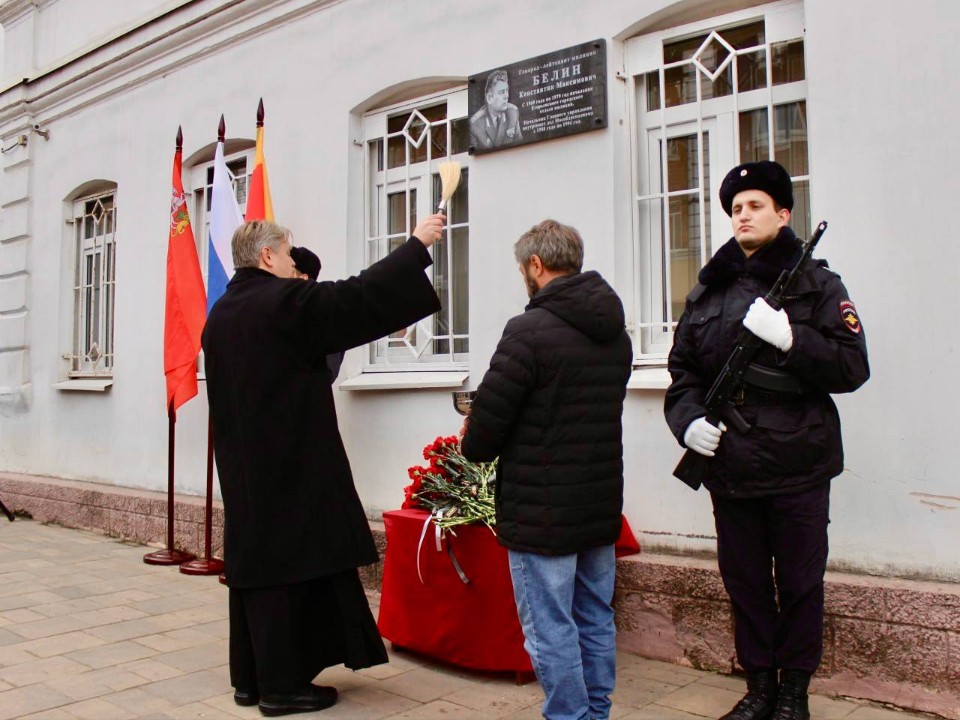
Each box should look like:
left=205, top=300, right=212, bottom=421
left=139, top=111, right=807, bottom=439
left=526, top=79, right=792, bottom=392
left=176, top=126, right=183, bottom=151
left=256, top=98, right=265, bottom=128
left=218, top=115, right=225, bottom=143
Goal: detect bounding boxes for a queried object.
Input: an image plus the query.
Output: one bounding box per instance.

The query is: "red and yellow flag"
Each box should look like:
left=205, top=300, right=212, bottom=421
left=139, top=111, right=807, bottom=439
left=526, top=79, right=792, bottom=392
left=164, top=127, right=207, bottom=416
left=245, top=99, right=274, bottom=221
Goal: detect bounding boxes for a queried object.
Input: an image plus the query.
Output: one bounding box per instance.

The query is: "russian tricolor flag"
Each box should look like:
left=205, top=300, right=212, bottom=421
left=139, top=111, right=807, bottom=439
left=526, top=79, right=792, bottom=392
left=207, top=140, right=243, bottom=313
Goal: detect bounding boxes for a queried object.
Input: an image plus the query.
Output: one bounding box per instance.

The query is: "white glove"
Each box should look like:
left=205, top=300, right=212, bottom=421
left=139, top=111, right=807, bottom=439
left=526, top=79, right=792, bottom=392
left=684, top=417, right=726, bottom=457
left=743, top=297, right=793, bottom=352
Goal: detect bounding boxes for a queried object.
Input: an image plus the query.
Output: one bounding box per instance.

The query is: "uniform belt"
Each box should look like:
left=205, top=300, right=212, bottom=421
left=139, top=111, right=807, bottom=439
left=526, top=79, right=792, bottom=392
left=735, top=364, right=810, bottom=406
left=733, top=385, right=809, bottom=406
left=741, top=363, right=806, bottom=393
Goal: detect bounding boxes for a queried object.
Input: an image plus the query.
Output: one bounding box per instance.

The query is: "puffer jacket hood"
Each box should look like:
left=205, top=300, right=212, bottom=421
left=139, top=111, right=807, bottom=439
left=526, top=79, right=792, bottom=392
left=528, top=270, right=625, bottom=342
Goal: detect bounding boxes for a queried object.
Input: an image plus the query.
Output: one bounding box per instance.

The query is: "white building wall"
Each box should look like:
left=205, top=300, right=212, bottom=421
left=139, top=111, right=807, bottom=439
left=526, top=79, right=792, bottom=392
left=0, top=0, right=957, bottom=580
left=1, top=0, right=185, bottom=88
left=802, top=0, right=960, bottom=580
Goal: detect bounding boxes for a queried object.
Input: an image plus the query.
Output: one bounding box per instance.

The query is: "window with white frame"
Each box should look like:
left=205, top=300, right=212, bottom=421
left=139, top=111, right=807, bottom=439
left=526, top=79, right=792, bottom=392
left=363, top=89, right=471, bottom=370
left=625, top=0, right=809, bottom=362
left=188, top=144, right=254, bottom=373
left=189, top=146, right=255, bottom=292
left=69, top=190, right=117, bottom=376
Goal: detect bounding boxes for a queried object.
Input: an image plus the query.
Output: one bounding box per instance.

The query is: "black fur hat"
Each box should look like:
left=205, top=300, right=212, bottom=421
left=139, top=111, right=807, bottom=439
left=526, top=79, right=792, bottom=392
left=719, top=161, right=793, bottom=216
left=290, top=246, right=321, bottom=281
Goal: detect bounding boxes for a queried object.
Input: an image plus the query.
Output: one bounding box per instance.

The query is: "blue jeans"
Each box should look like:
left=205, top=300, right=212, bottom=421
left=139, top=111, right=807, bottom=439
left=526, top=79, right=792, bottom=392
left=508, top=545, right=617, bottom=720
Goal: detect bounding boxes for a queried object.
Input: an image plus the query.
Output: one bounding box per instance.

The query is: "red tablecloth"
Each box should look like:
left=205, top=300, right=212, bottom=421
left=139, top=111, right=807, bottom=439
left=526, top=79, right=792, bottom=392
left=377, top=509, right=532, bottom=672
left=376, top=510, right=640, bottom=673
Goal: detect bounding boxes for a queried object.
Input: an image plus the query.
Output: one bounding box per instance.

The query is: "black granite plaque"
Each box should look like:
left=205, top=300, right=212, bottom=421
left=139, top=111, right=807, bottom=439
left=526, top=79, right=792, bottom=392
left=468, top=39, right=607, bottom=155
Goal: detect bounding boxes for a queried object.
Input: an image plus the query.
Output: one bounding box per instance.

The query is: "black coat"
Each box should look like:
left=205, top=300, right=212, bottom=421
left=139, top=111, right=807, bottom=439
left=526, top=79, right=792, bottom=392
left=665, top=229, right=870, bottom=498
left=202, top=238, right=440, bottom=588
left=461, top=271, right=633, bottom=555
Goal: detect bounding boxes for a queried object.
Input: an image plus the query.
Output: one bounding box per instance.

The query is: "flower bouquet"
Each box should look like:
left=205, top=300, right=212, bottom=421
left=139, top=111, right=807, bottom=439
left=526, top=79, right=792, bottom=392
left=403, top=435, right=497, bottom=534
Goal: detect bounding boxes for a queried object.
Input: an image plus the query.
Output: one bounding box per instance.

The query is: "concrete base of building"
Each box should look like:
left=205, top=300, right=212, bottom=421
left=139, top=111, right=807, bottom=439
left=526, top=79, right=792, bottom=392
left=1, top=471, right=957, bottom=719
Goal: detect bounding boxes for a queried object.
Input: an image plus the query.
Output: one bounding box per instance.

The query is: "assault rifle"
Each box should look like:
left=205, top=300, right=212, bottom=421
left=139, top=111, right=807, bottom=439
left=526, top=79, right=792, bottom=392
left=673, top=220, right=828, bottom=491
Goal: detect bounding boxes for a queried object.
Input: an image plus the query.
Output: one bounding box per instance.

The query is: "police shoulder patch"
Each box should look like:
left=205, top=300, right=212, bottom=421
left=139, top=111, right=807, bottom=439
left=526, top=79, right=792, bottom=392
left=840, top=300, right=861, bottom=334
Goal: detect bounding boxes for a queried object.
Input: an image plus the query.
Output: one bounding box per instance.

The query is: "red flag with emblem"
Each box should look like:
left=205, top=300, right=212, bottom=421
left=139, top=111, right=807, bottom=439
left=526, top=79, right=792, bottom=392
left=164, top=126, right=207, bottom=415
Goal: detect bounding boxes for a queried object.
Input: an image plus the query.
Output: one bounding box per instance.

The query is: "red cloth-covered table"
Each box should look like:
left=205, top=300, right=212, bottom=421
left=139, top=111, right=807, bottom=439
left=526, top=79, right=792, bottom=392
left=377, top=508, right=533, bottom=673
left=376, top=509, right=640, bottom=674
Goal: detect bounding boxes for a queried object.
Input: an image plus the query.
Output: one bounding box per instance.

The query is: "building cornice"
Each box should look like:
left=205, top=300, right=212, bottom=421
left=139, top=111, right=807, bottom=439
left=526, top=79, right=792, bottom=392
left=0, top=0, right=40, bottom=27
left=0, top=0, right=344, bottom=134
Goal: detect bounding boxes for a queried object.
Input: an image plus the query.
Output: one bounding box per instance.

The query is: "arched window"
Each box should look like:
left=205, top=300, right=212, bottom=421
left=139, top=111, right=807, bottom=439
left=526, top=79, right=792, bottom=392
left=362, top=87, right=471, bottom=370
left=186, top=139, right=256, bottom=295
left=624, top=0, right=808, bottom=360
left=68, top=183, right=118, bottom=376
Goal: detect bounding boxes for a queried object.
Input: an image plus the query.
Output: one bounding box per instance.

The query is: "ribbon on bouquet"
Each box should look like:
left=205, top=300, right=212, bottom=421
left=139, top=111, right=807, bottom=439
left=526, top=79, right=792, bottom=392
left=416, top=509, right=471, bottom=585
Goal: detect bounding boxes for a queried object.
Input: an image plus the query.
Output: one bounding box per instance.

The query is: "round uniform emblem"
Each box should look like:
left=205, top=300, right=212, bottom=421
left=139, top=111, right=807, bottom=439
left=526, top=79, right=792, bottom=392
left=740, top=169, right=748, bottom=176
left=840, top=300, right=861, bottom=334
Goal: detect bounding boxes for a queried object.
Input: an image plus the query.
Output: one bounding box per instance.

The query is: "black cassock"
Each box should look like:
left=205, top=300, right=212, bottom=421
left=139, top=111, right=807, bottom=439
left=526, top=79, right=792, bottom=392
left=202, top=237, right=440, bottom=694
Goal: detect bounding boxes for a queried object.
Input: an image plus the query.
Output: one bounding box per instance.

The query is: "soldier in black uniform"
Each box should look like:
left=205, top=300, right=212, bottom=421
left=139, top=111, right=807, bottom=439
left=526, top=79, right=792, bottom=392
left=664, top=161, right=869, bottom=720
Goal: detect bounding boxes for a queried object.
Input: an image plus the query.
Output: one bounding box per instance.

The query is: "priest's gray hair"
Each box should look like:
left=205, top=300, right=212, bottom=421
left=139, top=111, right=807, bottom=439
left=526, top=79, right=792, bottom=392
left=514, top=219, right=584, bottom=273
left=232, top=220, right=292, bottom=269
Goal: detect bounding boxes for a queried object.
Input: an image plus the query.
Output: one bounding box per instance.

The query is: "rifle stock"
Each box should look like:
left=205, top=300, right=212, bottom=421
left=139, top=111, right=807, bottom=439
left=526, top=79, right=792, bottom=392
left=671, top=221, right=828, bottom=491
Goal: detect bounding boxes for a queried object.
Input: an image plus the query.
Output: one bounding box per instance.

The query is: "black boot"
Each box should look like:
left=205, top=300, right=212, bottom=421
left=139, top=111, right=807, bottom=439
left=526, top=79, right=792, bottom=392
left=770, top=670, right=811, bottom=720
left=719, top=670, right=779, bottom=720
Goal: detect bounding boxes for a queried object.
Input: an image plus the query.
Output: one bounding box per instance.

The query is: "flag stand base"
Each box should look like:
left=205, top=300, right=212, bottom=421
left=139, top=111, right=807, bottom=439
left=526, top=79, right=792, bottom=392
left=144, top=548, right=196, bottom=566
left=180, top=557, right=224, bottom=576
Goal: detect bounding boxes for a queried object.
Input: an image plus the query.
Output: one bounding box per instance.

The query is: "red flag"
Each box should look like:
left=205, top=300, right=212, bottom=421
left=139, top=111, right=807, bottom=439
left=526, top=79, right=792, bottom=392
left=164, top=127, right=207, bottom=415
left=245, top=99, right=274, bottom=221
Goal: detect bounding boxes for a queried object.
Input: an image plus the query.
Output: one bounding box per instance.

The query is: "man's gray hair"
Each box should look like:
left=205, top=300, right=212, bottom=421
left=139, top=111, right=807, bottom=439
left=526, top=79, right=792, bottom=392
left=232, top=220, right=291, bottom=269
left=514, top=219, right=584, bottom=273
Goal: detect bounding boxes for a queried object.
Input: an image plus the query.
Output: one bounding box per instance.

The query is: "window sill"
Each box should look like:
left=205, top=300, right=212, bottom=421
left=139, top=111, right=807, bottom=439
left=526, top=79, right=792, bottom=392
left=627, top=367, right=671, bottom=391
left=55, top=379, right=113, bottom=392
left=339, top=371, right=468, bottom=391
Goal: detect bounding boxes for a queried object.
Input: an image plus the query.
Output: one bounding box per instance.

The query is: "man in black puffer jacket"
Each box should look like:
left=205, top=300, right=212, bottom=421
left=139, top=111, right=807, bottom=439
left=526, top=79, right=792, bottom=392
left=665, top=161, right=869, bottom=720
left=461, top=219, right=632, bottom=720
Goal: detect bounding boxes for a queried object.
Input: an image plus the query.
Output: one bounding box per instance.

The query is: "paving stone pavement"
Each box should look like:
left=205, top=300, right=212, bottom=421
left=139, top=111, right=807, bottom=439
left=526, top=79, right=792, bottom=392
left=0, top=519, right=933, bottom=719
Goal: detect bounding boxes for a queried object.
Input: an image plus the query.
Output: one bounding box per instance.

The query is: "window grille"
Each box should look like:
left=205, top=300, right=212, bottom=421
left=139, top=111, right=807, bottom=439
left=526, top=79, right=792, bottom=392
left=69, top=191, right=117, bottom=376
left=363, top=89, right=471, bottom=370
left=625, top=1, right=809, bottom=361
left=191, top=153, right=253, bottom=292
left=190, top=151, right=253, bottom=374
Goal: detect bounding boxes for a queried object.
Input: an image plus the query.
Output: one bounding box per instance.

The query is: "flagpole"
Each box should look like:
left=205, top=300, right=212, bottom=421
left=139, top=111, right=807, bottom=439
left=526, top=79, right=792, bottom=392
left=147, top=125, right=200, bottom=566
left=180, top=413, right=223, bottom=575
left=144, top=401, right=196, bottom=565
left=180, top=119, right=227, bottom=577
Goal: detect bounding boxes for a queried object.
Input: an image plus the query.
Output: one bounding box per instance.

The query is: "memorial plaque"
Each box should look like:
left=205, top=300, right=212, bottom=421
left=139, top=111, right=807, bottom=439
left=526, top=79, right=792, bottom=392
left=468, top=39, right=607, bottom=155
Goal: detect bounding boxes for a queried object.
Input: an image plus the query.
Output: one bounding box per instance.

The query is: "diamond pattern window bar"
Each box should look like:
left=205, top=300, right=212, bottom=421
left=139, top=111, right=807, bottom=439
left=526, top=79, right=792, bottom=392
left=630, top=10, right=809, bottom=360
left=71, top=192, right=117, bottom=376
left=191, top=153, right=252, bottom=375
left=193, top=155, right=251, bottom=294
left=364, top=96, right=471, bottom=369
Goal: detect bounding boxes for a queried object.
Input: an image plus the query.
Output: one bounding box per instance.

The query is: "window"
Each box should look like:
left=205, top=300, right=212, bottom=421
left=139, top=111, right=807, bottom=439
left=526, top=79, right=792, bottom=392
left=625, top=1, right=809, bottom=361
left=362, top=89, right=471, bottom=370
left=189, top=148, right=254, bottom=293
left=188, top=145, right=254, bottom=373
left=69, top=190, right=117, bottom=376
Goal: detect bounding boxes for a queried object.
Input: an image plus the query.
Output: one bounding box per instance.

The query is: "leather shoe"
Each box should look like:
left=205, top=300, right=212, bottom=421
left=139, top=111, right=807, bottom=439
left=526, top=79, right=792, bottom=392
left=233, top=688, right=259, bottom=706
left=258, top=685, right=338, bottom=717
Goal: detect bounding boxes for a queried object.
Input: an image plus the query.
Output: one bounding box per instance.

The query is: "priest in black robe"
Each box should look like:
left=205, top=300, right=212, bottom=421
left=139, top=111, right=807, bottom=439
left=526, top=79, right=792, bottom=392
left=202, top=215, right=443, bottom=715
